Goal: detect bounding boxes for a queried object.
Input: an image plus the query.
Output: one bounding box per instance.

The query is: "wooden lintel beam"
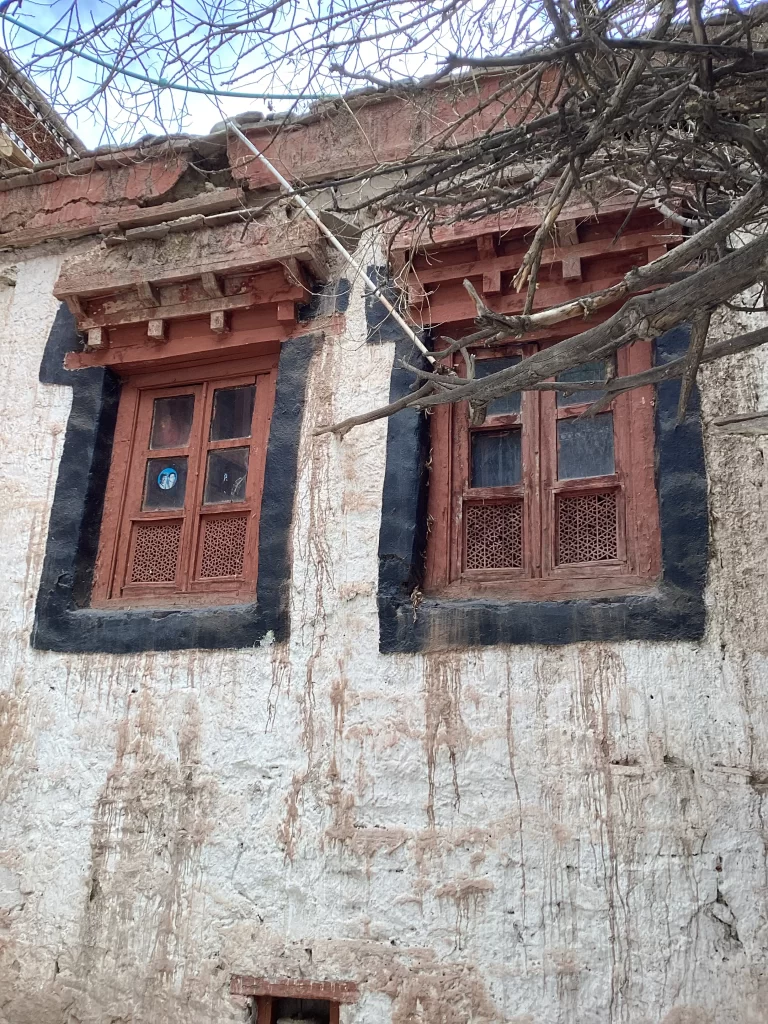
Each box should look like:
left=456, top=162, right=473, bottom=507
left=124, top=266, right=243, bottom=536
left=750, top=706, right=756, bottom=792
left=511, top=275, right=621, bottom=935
left=80, top=291, right=258, bottom=331
left=65, top=323, right=288, bottom=372
left=713, top=410, right=768, bottom=435
left=414, top=273, right=629, bottom=325
left=404, top=228, right=675, bottom=291
left=201, top=272, right=223, bottom=298
left=230, top=976, right=359, bottom=1003
left=389, top=195, right=678, bottom=251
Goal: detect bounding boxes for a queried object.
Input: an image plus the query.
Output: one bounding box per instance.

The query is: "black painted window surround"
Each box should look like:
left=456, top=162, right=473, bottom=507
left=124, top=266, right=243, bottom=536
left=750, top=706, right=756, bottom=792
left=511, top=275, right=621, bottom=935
left=32, top=304, right=319, bottom=653
left=34, top=276, right=708, bottom=655
left=371, top=290, right=708, bottom=652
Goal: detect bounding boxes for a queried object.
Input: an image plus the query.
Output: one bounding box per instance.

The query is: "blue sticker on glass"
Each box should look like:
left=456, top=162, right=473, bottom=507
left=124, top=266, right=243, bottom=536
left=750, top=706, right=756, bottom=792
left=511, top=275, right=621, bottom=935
left=157, top=467, right=178, bottom=490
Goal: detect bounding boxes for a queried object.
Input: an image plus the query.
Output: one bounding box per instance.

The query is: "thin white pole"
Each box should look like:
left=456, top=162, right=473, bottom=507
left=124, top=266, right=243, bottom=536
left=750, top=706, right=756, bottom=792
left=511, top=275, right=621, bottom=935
left=227, top=119, right=434, bottom=363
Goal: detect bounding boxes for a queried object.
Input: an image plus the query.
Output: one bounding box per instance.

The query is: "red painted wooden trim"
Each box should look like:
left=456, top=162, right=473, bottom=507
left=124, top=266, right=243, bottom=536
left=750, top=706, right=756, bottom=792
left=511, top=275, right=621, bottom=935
left=390, top=194, right=678, bottom=250
left=423, top=402, right=452, bottom=593
left=406, top=227, right=672, bottom=287
left=128, top=353, right=279, bottom=388
left=65, top=323, right=289, bottom=373
left=92, top=383, right=140, bottom=602
left=92, top=352, right=279, bottom=607
left=625, top=339, right=662, bottom=580
left=229, top=976, right=359, bottom=1003
left=425, top=334, right=662, bottom=599
left=254, top=995, right=272, bottom=1024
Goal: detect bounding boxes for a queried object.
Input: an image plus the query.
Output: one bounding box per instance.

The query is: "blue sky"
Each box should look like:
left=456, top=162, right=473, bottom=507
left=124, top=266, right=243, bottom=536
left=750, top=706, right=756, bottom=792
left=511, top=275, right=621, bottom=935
left=1, top=0, right=520, bottom=146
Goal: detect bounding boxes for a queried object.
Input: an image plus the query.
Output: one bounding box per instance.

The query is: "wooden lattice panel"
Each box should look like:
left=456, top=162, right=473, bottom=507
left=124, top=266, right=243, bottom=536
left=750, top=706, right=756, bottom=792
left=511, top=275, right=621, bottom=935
left=557, top=492, right=618, bottom=564
left=199, top=515, right=248, bottom=578
left=129, top=521, right=182, bottom=583
left=465, top=502, right=523, bottom=570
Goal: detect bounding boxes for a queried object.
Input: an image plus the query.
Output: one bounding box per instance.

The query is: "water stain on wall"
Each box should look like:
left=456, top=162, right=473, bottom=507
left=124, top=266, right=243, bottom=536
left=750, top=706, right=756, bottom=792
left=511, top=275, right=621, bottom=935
left=0, top=669, right=32, bottom=802
left=381, top=957, right=500, bottom=1024
left=435, top=876, right=495, bottom=949
left=75, top=688, right=216, bottom=1019
left=423, top=654, right=466, bottom=828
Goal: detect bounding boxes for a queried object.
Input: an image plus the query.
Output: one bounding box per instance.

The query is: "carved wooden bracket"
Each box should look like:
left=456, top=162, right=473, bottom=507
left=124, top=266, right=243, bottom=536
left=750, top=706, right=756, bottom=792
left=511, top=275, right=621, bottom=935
left=54, top=215, right=329, bottom=356
left=389, top=206, right=677, bottom=326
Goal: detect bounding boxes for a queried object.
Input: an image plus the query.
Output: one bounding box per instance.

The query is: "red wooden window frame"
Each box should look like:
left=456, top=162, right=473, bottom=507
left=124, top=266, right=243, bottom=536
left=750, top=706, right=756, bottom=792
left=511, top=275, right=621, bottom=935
left=252, top=995, right=340, bottom=1024
left=92, top=354, right=278, bottom=607
left=425, top=338, right=661, bottom=600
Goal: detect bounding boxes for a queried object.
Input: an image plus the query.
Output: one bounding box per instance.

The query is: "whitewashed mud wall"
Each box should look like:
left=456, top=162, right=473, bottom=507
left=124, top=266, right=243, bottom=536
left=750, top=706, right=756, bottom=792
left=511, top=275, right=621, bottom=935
left=0, top=246, right=767, bottom=1024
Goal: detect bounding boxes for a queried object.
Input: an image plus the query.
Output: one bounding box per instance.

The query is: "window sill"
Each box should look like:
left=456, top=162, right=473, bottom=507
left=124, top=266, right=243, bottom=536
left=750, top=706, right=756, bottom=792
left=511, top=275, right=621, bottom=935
left=428, top=573, right=660, bottom=603
left=90, top=586, right=256, bottom=611
left=380, top=583, right=705, bottom=652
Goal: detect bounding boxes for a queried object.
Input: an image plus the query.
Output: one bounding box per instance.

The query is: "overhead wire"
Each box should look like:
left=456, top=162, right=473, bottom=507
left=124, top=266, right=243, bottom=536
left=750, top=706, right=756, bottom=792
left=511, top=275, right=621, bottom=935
left=227, top=119, right=433, bottom=362
left=0, top=10, right=431, bottom=360
left=0, top=10, right=334, bottom=101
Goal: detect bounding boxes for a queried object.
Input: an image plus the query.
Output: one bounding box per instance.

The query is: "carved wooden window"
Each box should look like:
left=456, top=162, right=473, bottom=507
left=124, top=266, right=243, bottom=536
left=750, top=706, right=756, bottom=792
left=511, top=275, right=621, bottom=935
left=425, top=339, right=661, bottom=600
left=93, top=355, right=277, bottom=606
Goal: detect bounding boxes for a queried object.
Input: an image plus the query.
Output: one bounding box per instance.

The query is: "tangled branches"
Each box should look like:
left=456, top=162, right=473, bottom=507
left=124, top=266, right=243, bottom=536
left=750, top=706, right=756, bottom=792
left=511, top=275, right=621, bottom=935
left=307, top=1, right=768, bottom=433
left=4, top=0, right=768, bottom=431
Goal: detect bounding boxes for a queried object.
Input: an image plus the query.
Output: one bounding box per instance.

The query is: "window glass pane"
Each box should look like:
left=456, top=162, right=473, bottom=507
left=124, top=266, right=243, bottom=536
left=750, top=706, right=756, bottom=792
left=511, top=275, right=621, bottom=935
left=474, top=357, right=522, bottom=415
left=204, top=447, right=250, bottom=504
left=210, top=385, right=256, bottom=441
left=471, top=429, right=522, bottom=488
left=557, top=360, right=607, bottom=407
left=150, top=394, right=195, bottom=449
left=557, top=412, right=615, bottom=479
left=143, top=456, right=188, bottom=510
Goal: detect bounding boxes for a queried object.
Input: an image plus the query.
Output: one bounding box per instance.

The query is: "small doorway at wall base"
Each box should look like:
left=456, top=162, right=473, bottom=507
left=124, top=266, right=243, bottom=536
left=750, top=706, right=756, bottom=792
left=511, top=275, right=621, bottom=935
left=251, top=996, right=340, bottom=1024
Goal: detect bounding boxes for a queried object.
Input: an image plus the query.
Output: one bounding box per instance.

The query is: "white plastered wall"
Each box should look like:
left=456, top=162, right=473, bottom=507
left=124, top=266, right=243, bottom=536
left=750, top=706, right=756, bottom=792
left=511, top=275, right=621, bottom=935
left=0, top=242, right=767, bottom=1024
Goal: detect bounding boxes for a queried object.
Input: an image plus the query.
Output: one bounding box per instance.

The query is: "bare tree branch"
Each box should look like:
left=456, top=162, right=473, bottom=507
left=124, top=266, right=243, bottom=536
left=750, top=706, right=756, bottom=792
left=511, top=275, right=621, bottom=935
left=6, top=0, right=768, bottom=439
left=315, top=323, right=768, bottom=437
left=676, top=306, right=712, bottom=422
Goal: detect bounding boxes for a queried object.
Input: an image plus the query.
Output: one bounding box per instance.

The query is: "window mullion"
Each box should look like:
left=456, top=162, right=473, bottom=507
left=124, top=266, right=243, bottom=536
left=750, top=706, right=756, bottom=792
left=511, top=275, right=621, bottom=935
left=179, top=381, right=210, bottom=592
left=105, top=385, right=143, bottom=600
left=538, top=385, right=559, bottom=579
left=452, top=400, right=469, bottom=582
left=520, top=386, right=539, bottom=580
